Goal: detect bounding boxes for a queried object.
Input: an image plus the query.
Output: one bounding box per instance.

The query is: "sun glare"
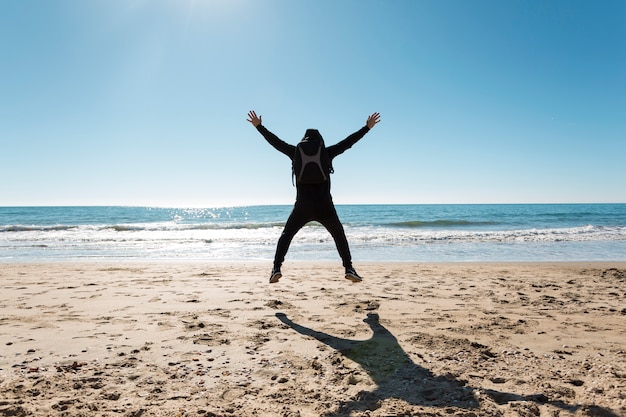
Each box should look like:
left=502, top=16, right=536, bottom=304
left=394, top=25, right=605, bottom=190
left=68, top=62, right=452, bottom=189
left=179, top=0, right=248, bottom=21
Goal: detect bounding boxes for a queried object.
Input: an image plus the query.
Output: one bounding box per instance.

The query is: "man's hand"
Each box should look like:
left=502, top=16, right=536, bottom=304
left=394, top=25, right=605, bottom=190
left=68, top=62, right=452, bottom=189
left=247, top=110, right=262, bottom=127
left=366, top=112, right=381, bottom=129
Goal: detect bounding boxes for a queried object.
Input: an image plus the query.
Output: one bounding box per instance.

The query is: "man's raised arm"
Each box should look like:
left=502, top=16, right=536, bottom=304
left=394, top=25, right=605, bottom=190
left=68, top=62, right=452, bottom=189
left=246, top=110, right=294, bottom=157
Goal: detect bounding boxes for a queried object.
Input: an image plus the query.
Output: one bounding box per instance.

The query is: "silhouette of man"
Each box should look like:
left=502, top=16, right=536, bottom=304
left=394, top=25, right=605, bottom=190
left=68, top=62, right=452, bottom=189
left=247, top=110, right=381, bottom=283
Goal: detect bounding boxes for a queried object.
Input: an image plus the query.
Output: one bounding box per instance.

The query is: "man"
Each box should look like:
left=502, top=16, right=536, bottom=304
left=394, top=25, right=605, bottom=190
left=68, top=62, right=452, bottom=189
left=247, top=110, right=381, bottom=283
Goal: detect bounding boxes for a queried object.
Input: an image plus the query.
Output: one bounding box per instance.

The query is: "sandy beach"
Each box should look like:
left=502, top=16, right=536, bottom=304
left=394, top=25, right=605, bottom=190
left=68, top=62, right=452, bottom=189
left=0, top=262, right=624, bottom=417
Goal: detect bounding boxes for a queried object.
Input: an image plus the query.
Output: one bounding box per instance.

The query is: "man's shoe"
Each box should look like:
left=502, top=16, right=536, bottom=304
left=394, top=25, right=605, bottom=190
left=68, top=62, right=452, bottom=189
left=345, top=267, right=362, bottom=283
left=269, top=268, right=282, bottom=284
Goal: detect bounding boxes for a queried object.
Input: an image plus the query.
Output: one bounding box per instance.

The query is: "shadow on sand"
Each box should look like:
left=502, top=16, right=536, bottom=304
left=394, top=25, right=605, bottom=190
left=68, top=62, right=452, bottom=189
left=276, top=312, right=620, bottom=417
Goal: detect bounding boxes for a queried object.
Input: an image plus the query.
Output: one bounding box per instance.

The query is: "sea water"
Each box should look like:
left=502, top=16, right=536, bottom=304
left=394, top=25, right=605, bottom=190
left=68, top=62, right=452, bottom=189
left=0, top=204, right=625, bottom=262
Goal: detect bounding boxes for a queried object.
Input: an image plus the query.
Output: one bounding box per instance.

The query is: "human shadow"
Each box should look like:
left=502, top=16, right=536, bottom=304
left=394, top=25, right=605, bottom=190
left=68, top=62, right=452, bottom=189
left=276, top=312, right=477, bottom=414
left=276, top=312, right=621, bottom=417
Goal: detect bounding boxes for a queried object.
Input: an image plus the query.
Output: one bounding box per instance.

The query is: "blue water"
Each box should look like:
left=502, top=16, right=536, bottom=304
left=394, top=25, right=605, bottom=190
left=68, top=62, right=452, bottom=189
left=1, top=204, right=625, bottom=262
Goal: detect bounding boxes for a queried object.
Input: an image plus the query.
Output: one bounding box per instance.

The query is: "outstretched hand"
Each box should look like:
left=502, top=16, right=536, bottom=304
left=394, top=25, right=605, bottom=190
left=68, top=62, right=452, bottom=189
left=247, top=110, right=262, bottom=127
left=366, top=112, right=381, bottom=129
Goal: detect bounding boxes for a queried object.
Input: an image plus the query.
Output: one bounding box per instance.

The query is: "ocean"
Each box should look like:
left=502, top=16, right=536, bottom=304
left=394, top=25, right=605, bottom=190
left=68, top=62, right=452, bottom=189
left=1, top=204, right=625, bottom=263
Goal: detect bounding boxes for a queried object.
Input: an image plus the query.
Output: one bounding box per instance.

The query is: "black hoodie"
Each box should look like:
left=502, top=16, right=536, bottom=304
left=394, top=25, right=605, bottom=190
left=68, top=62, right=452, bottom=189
left=256, top=124, right=370, bottom=202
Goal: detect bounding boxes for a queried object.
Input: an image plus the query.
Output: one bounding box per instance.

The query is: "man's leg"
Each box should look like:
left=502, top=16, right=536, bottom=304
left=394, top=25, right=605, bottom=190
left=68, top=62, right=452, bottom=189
left=317, top=204, right=363, bottom=282
left=317, top=205, right=352, bottom=269
left=273, top=205, right=310, bottom=271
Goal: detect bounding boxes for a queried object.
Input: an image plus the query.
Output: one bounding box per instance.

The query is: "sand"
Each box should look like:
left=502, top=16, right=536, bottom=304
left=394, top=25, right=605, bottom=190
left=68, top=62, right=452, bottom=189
left=0, top=262, right=624, bottom=417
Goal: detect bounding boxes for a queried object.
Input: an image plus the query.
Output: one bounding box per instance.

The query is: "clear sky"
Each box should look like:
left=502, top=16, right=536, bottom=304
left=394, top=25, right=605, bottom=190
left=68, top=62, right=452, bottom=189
left=1, top=0, right=625, bottom=207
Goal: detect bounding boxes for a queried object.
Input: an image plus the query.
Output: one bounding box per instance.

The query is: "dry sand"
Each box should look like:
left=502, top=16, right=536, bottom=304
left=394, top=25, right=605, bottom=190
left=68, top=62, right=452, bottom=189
left=0, top=262, right=624, bottom=417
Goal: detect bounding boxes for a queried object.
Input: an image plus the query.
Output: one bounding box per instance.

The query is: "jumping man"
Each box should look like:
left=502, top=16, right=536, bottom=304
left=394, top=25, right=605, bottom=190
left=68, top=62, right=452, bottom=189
left=247, top=110, right=381, bottom=283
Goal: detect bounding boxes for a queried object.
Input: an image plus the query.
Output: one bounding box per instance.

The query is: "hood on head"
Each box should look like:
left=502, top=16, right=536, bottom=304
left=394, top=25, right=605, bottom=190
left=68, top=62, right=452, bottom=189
left=301, top=129, right=323, bottom=143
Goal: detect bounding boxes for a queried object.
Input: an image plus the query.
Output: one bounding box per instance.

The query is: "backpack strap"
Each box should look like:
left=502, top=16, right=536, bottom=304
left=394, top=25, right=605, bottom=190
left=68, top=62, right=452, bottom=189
left=296, top=145, right=327, bottom=183
left=291, top=141, right=333, bottom=186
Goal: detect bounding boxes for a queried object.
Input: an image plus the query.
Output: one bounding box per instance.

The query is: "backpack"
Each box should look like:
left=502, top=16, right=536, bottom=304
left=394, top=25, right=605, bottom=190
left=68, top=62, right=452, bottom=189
left=292, top=129, right=333, bottom=185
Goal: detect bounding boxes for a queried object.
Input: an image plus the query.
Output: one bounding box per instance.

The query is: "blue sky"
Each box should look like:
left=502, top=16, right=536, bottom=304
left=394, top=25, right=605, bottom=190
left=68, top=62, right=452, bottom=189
left=1, top=0, right=624, bottom=207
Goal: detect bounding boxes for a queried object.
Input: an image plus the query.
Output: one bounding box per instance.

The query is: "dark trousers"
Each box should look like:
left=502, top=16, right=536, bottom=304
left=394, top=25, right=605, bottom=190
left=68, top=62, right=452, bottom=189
left=274, top=200, right=352, bottom=269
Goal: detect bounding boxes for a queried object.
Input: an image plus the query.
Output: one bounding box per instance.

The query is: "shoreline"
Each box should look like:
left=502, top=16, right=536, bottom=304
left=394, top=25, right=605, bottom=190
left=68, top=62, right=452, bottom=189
left=2, top=259, right=625, bottom=264
left=1, top=262, right=624, bottom=416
